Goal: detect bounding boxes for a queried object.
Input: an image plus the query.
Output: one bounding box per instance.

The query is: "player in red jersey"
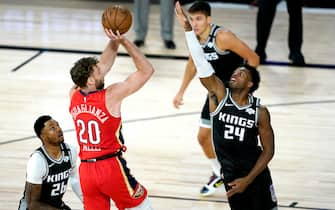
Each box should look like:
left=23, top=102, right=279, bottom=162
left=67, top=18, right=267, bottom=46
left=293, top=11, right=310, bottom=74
left=69, top=29, right=154, bottom=210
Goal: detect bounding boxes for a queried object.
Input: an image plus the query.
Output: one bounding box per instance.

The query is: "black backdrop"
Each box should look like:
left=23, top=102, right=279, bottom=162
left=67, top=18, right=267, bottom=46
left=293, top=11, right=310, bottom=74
left=146, top=0, right=335, bottom=9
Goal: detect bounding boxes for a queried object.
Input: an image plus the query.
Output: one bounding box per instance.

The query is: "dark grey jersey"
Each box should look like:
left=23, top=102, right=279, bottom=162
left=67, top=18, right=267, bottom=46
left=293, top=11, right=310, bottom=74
left=211, top=89, right=262, bottom=182
left=18, top=142, right=73, bottom=209
left=201, top=24, right=244, bottom=83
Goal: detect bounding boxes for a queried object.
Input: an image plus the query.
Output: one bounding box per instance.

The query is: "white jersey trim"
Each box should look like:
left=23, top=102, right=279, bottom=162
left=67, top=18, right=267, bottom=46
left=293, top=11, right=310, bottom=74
left=210, top=88, right=230, bottom=117
left=25, top=142, right=78, bottom=184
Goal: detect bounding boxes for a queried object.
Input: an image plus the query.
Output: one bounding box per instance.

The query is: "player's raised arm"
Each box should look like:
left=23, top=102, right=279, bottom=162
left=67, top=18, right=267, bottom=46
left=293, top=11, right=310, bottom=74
left=99, top=5, right=132, bottom=77
left=104, top=30, right=154, bottom=115
left=175, top=1, right=226, bottom=100
left=98, top=35, right=120, bottom=77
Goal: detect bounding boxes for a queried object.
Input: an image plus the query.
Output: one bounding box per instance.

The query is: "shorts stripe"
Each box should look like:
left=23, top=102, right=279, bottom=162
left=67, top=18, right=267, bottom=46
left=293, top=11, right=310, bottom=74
left=116, top=157, right=134, bottom=196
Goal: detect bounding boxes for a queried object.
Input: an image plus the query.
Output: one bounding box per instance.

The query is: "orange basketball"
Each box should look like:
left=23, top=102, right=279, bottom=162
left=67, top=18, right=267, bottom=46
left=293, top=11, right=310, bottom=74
left=102, top=5, right=132, bottom=34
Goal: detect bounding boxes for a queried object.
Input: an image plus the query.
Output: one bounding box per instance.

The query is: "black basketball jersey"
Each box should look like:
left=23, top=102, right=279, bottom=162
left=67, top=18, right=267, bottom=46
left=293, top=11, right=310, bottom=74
left=211, top=89, right=262, bottom=182
left=18, top=143, right=74, bottom=210
left=38, top=142, right=73, bottom=208
left=201, top=24, right=244, bottom=83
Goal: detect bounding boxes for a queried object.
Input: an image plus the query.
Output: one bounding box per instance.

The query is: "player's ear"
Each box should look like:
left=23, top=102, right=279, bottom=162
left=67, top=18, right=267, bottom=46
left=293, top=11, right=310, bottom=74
left=206, top=16, right=211, bottom=24
left=87, top=76, right=95, bottom=86
left=247, top=81, right=253, bottom=89
left=39, top=131, right=46, bottom=142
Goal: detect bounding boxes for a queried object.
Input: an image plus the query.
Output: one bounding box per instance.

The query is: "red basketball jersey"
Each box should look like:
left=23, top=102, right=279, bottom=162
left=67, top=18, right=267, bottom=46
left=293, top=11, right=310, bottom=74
left=69, top=89, right=123, bottom=160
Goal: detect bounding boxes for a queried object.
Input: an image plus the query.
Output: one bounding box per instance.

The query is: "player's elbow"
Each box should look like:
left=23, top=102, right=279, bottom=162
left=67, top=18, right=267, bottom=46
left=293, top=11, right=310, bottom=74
left=148, top=66, right=155, bottom=77
left=249, top=53, right=260, bottom=67
left=265, top=144, right=275, bottom=161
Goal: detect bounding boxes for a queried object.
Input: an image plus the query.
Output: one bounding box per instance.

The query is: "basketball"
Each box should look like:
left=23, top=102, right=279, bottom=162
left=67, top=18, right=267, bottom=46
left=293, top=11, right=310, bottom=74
left=101, top=5, right=132, bottom=34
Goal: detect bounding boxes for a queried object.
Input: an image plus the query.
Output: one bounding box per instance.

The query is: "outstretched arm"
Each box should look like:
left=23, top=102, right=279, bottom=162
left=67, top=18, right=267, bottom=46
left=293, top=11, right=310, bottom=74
left=216, top=30, right=259, bottom=67
left=175, top=1, right=226, bottom=102
left=106, top=31, right=154, bottom=115
left=173, top=57, right=196, bottom=109
left=112, top=36, right=154, bottom=98
left=98, top=29, right=121, bottom=77
left=69, top=29, right=121, bottom=99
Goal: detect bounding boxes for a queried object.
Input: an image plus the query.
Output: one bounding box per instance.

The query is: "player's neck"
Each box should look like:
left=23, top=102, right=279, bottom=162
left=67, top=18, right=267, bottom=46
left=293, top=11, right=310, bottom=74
left=230, top=90, right=250, bottom=106
left=44, top=144, right=62, bottom=160
left=80, top=87, right=97, bottom=94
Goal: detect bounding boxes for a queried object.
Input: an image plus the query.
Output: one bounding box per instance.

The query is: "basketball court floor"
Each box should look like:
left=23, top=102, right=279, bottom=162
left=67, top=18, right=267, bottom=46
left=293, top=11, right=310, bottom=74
left=0, top=0, right=335, bottom=209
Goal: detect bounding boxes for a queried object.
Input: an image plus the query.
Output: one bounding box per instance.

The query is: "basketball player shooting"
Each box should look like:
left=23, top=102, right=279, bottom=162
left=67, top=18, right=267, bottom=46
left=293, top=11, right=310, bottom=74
left=68, top=6, right=155, bottom=210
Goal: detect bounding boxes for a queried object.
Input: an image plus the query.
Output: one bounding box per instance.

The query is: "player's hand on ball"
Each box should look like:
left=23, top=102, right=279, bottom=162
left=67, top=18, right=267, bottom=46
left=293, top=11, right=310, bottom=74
left=104, top=28, right=124, bottom=42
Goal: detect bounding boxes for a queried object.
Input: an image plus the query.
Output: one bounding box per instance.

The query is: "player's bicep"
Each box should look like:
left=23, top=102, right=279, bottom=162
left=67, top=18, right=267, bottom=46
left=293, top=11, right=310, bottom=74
left=217, top=31, right=259, bottom=66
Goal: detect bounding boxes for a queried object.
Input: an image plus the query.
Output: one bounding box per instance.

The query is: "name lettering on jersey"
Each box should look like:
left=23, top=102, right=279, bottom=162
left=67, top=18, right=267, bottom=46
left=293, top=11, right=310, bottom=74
left=47, top=170, right=70, bottom=183
left=70, top=104, right=109, bottom=123
left=218, top=112, right=254, bottom=128
left=204, top=52, right=219, bottom=61
left=83, top=145, right=102, bottom=151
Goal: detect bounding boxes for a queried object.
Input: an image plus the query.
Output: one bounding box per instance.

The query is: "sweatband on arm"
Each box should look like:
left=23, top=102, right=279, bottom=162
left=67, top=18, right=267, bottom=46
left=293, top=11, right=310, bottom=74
left=185, top=31, right=215, bottom=78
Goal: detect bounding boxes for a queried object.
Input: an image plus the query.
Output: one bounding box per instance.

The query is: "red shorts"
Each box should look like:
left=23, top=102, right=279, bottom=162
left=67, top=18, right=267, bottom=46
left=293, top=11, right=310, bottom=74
left=79, top=155, right=148, bottom=210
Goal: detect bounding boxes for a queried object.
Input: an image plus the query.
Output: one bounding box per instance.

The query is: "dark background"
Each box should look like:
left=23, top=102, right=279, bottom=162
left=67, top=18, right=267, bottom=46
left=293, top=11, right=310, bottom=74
left=149, top=0, right=335, bottom=9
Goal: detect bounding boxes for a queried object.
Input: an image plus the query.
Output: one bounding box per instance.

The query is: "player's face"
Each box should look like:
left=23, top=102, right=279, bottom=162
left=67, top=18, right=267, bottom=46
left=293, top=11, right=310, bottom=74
left=189, top=12, right=211, bottom=35
left=92, top=65, right=105, bottom=90
left=229, top=68, right=252, bottom=90
left=41, top=119, right=64, bottom=146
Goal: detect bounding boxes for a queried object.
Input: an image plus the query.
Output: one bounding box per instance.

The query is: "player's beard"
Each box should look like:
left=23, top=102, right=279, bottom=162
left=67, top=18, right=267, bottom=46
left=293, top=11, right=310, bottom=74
left=96, top=79, right=105, bottom=90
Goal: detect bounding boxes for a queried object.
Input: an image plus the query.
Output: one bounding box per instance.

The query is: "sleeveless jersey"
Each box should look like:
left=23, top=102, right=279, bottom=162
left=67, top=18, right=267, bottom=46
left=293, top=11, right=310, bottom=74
left=69, top=89, right=123, bottom=160
left=38, top=142, right=72, bottom=208
left=210, top=89, right=262, bottom=182
left=202, top=24, right=244, bottom=83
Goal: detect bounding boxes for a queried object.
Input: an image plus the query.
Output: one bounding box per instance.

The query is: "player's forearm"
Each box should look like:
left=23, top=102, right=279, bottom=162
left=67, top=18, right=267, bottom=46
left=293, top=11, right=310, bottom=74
left=245, top=146, right=274, bottom=185
left=184, top=31, right=216, bottom=93
left=121, top=39, right=154, bottom=76
left=246, top=52, right=260, bottom=67
left=99, top=40, right=120, bottom=76
left=29, top=201, right=61, bottom=210
left=184, top=31, right=215, bottom=78
left=178, top=61, right=196, bottom=94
